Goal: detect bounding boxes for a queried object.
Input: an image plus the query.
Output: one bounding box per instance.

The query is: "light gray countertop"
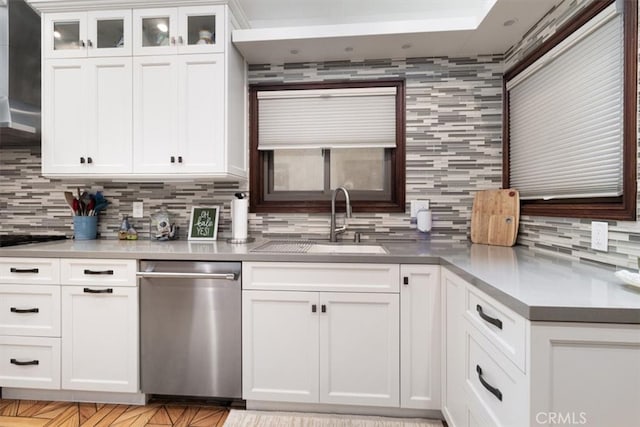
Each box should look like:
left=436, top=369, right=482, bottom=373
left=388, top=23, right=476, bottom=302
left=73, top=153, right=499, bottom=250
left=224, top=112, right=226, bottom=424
left=1, top=238, right=639, bottom=324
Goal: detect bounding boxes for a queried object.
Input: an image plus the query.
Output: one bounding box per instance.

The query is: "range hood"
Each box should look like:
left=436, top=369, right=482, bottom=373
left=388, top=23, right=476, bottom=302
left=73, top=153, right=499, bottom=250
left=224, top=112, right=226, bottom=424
left=0, top=0, right=40, bottom=143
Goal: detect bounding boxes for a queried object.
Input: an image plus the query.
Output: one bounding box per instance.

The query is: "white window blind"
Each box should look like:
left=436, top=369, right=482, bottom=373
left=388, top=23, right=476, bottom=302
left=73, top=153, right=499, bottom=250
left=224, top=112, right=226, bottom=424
left=507, top=3, right=623, bottom=200
left=257, top=87, right=397, bottom=150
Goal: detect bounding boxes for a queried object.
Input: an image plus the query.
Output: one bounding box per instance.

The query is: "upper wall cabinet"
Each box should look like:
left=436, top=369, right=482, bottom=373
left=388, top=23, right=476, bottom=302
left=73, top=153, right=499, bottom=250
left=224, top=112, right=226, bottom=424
left=133, top=6, right=225, bottom=56
left=44, top=10, right=132, bottom=58
left=34, top=1, right=247, bottom=181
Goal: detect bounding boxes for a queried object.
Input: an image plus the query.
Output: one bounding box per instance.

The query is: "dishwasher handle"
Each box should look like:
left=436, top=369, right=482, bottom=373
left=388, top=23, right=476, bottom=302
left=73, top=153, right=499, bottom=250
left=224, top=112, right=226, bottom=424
left=136, top=271, right=237, bottom=281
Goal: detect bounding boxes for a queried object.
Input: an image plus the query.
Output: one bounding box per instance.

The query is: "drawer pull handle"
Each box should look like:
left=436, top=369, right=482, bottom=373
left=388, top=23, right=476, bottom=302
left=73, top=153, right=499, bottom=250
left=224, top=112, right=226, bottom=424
left=476, top=304, right=503, bottom=329
left=83, top=287, right=113, bottom=294
left=10, top=307, right=39, bottom=313
left=10, top=358, right=39, bottom=366
left=10, top=268, right=39, bottom=274
left=476, top=365, right=502, bottom=401
left=83, top=269, right=114, bottom=275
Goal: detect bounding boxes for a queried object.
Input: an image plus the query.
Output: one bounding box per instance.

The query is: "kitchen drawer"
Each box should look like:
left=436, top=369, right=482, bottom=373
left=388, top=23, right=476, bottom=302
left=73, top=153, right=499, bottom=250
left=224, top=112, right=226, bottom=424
left=0, top=336, right=61, bottom=390
left=464, top=285, right=527, bottom=372
left=464, top=325, right=528, bottom=427
left=243, top=262, right=399, bottom=293
left=0, top=285, right=61, bottom=337
left=0, top=258, right=60, bottom=285
left=61, top=259, right=136, bottom=287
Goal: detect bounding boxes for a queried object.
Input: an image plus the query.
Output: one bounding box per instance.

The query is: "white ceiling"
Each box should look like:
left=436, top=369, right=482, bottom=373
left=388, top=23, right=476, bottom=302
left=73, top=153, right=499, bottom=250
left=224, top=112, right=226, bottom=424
left=232, top=0, right=561, bottom=64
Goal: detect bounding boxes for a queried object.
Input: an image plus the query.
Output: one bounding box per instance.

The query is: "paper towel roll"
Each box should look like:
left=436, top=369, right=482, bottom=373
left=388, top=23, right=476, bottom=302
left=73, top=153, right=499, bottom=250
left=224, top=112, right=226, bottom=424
left=232, top=199, right=248, bottom=240
left=417, top=209, right=432, bottom=232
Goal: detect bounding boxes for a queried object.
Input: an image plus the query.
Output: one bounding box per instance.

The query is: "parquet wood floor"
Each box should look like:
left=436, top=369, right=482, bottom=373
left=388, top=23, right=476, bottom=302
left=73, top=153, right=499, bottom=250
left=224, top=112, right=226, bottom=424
left=0, top=399, right=230, bottom=427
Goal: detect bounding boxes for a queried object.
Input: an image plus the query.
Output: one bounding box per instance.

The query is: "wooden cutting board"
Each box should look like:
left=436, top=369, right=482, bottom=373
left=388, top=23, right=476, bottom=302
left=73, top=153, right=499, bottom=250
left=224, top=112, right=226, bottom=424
left=471, top=189, right=520, bottom=246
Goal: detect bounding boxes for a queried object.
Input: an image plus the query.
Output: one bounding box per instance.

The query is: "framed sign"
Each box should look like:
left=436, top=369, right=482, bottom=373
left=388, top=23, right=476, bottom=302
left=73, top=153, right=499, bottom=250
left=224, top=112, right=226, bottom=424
left=188, top=206, right=220, bottom=241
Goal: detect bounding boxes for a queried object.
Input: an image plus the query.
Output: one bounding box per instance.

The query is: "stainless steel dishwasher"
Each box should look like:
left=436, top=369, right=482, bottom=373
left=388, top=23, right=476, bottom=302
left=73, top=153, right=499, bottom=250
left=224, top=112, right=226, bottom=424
left=138, top=261, right=241, bottom=398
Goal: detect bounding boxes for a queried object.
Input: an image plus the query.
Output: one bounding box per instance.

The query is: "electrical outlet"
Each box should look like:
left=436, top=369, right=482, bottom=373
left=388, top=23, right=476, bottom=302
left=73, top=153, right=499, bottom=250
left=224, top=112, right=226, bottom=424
left=410, top=200, right=430, bottom=218
left=591, top=221, right=608, bottom=252
left=132, top=202, right=144, bottom=218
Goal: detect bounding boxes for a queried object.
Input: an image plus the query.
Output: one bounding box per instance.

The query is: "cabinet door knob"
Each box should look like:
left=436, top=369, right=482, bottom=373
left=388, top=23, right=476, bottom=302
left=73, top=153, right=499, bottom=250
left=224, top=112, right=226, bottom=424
left=170, top=36, right=176, bottom=45
left=312, top=304, right=317, bottom=313
left=178, top=156, right=183, bottom=163
left=87, top=39, right=93, bottom=48
left=321, top=304, right=326, bottom=313
left=170, top=156, right=176, bottom=163
left=178, top=35, right=184, bottom=45
left=87, top=157, right=93, bottom=164
left=80, top=157, right=85, bottom=164
left=80, top=40, right=86, bottom=48
left=403, top=276, right=409, bottom=285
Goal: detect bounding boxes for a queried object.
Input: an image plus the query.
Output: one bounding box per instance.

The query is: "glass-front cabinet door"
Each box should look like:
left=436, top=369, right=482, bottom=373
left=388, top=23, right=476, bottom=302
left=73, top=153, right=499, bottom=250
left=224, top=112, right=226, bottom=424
left=44, top=13, right=88, bottom=59
left=87, top=10, right=132, bottom=57
left=133, top=8, right=178, bottom=55
left=178, top=5, right=225, bottom=54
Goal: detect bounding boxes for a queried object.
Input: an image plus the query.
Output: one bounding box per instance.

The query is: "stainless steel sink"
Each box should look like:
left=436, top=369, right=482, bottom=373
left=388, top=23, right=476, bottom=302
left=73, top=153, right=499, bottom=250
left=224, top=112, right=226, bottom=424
left=307, top=244, right=387, bottom=254
left=251, top=240, right=387, bottom=254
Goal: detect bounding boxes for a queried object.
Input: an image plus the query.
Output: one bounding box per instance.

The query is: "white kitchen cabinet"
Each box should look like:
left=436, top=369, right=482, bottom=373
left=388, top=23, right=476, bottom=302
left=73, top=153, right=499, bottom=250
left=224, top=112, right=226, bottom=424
left=133, top=53, right=225, bottom=174
left=530, top=323, right=640, bottom=427
left=61, top=284, right=138, bottom=393
left=242, top=290, right=319, bottom=403
left=441, top=268, right=470, bottom=427
left=242, top=262, right=400, bottom=408
left=243, top=290, right=399, bottom=407
left=133, top=5, right=225, bottom=56
left=43, top=10, right=132, bottom=59
left=42, top=57, right=133, bottom=175
left=400, top=265, right=441, bottom=410
left=319, top=292, right=399, bottom=407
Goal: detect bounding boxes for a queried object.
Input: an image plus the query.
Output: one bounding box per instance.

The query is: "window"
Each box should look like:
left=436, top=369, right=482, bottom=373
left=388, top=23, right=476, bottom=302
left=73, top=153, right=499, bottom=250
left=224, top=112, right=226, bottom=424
left=503, top=0, right=637, bottom=220
left=249, top=80, right=406, bottom=213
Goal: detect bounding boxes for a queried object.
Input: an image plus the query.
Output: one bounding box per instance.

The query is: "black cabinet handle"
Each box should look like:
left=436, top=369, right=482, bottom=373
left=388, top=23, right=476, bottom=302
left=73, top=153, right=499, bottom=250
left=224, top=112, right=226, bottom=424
left=403, top=276, right=409, bottom=285
left=11, top=307, right=39, bottom=313
left=83, top=288, right=113, bottom=294
left=321, top=304, right=326, bottom=313
left=312, top=304, right=317, bottom=313
left=10, top=358, right=39, bottom=366
left=80, top=40, right=86, bottom=48
left=171, top=156, right=176, bottom=163
left=83, top=269, right=114, bottom=275
left=80, top=157, right=85, bottom=164
left=476, top=304, right=503, bottom=329
left=476, top=365, right=502, bottom=401
left=10, top=268, right=39, bottom=274
left=178, top=156, right=183, bottom=163
left=87, top=157, right=93, bottom=164
left=87, top=39, right=93, bottom=48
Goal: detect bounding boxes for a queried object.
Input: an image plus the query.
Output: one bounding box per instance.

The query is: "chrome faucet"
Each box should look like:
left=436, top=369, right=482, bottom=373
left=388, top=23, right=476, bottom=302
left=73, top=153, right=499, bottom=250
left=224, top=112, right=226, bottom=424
left=330, top=187, right=352, bottom=242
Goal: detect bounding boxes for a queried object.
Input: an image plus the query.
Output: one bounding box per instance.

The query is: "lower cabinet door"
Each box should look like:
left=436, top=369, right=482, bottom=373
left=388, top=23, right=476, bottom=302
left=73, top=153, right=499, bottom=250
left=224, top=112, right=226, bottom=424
left=0, top=336, right=60, bottom=390
left=242, top=290, right=320, bottom=403
left=319, top=292, right=400, bottom=407
left=61, top=285, right=139, bottom=392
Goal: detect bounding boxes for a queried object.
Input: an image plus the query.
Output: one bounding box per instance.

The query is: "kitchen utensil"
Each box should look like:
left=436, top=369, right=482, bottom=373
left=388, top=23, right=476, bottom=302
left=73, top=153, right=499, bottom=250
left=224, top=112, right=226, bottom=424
left=471, top=189, right=520, bottom=246
left=64, top=191, right=75, bottom=213
left=72, top=198, right=80, bottom=216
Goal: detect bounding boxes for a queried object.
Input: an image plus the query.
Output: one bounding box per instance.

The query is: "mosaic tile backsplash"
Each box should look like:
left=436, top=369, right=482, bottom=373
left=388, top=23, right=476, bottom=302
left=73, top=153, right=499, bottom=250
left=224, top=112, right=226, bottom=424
left=1, top=0, right=639, bottom=269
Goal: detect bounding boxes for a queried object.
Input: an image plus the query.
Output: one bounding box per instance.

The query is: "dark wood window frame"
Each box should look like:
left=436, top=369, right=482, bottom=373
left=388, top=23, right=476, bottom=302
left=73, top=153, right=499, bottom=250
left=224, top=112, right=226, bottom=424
left=502, top=0, right=637, bottom=220
left=249, top=79, right=406, bottom=214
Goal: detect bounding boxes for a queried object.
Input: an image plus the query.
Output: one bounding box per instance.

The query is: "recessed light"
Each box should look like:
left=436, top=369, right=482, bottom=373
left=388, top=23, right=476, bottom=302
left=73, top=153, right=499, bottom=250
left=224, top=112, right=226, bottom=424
left=344, top=46, right=353, bottom=52
left=401, top=44, right=412, bottom=50
left=290, top=49, right=299, bottom=55
left=503, top=18, right=518, bottom=27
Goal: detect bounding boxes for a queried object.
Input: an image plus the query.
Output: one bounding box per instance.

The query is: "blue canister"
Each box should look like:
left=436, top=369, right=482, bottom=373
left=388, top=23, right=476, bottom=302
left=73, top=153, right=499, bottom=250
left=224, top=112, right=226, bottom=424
left=73, top=216, right=98, bottom=240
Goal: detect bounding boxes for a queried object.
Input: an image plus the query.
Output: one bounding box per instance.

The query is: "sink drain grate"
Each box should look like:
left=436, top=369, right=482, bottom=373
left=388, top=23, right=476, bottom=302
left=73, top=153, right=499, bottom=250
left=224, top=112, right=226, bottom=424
left=251, top=240, right=314, bottom=254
